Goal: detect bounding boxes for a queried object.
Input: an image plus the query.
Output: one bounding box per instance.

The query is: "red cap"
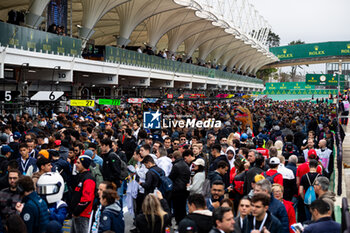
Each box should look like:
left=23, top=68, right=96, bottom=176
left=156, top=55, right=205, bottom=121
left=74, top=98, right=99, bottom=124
left=54, top=140, right=61, bottom=146
left=308, top=149, right=317, bottom=159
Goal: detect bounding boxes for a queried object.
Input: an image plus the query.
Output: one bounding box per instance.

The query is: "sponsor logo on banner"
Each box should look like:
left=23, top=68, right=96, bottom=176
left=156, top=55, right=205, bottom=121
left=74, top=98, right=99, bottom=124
left=127, top=98, right=144, bottom=103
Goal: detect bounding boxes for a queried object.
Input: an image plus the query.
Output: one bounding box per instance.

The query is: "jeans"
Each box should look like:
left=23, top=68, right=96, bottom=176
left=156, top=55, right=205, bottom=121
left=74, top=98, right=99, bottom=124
left=71, top=216, right=89, bottom=233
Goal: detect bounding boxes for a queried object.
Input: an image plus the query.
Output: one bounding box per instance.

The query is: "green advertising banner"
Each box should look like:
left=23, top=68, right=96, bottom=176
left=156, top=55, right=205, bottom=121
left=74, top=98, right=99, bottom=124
left=0, top=21, right=81, bottom=56
left=270, top=41, right=350, bottom=61
left=265, top=82, right=315, bottom=90
left=305, top=74, right=344, bottom=86
left=262, top=89, right=336, bottom=95
left=97, top=99, right=121, bottom=106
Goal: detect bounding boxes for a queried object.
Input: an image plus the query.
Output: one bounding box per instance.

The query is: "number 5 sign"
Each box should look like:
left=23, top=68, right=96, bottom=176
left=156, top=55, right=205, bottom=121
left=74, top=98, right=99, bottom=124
left=30, top=91, right=64, bottom=101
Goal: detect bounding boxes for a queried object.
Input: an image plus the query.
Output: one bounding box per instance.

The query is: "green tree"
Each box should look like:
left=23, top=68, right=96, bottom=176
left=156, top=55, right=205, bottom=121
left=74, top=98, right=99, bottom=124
left=266, top=31, right=280, bottom=47
left=256, top=67, right=278, bottom=83
left=289, top=40, right=305, bottom=80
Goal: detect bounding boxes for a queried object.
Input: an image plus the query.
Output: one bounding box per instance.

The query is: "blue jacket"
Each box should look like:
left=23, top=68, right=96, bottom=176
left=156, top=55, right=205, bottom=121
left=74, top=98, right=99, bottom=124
left=48, top=201, right=68, bottom=225
left=206, top=196, right=224, bottom=212
left=51, top=157, right=71, bottom=183
left=286, top=162, right=297, bottom=177
left=17, top=157, right=37, bottom=176
left=268, top=196, right=289, bottom=233
left=303, top=217, right=340, bottom=233
left=21, top=191, right=50, bottom=233
left=98, top=202, right=124, bottom=233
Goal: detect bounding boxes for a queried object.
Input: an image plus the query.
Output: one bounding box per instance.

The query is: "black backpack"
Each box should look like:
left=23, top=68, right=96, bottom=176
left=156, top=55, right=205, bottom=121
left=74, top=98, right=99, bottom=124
left=263, top=171, right=280, bottom=184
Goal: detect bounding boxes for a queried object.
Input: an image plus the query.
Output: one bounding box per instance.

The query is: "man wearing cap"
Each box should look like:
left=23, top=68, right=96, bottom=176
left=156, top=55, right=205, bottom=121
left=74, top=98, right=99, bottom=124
left=70, top=154, right=96, bottom=233
left=0, top=145, right=13, bottom=177
left=296, top=149, right=322, bottom=187
left=83, top=149, right=103, bottom=188
left=261, top=157, right=283, bottom=186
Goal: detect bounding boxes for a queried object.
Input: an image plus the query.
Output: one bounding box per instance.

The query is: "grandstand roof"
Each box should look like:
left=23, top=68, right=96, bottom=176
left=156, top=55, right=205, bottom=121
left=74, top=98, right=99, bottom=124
left=0, top=0, right=279, bottom=74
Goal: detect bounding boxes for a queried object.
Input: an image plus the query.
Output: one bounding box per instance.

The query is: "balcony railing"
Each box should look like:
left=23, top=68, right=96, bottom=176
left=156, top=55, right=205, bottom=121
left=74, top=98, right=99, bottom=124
left=0, top=21, right=81, bottom=57
left=0, top=21, right=262, bottom=85
left=105, top=46, right=263, bottom=84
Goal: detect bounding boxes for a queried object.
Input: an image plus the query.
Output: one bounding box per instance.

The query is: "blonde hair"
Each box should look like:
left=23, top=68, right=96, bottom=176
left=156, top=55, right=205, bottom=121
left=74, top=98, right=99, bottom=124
left=227, top=133, right=235, bottom=146
left=142, top=194, right=167, bottom=232
left=274, top=140, right=283, bottom=150
left=271, top=183, right=284, bottom=193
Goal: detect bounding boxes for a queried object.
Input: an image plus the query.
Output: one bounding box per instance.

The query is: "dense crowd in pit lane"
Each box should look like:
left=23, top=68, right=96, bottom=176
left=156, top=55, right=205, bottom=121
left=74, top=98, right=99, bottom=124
left=0, top=98, right=346, bottom=233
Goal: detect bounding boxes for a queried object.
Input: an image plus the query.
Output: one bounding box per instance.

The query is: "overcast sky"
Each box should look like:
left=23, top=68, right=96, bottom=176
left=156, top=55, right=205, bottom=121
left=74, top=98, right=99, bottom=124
left=250, top=0, right=350, bottom=74
left=250, top=0, right=350, bottom=45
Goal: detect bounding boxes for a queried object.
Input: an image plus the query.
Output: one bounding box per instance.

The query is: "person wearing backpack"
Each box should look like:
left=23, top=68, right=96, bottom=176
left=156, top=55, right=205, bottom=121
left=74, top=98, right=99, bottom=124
left=15, top=176, right=50, bottom=233
left=299, top=159, right=320, bottom=221
left=100, top=138, right=122, bottom=187
left=139, top=155, right=163, bottom=195
left=261, top=157, right=283, bottom=186
left=84, top=150, right=103, bottom=189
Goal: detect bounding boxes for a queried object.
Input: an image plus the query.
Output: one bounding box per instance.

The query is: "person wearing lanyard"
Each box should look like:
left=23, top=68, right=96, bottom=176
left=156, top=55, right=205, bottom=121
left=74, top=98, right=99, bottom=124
left=17, top=143, right=38, bottom=176
left=235, top=196, right=252, bottom=231
left=242, top=193, right=283, bottom=233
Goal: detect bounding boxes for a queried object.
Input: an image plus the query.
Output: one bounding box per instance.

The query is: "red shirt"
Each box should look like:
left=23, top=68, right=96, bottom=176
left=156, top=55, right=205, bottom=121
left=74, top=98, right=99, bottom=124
left=283, top=199, right=296, bottom=233
left=256, top=147, right=269, bottom=159
left=261, top=169, right=283, bottom=186
left=296, top=162, right=322, bottom=180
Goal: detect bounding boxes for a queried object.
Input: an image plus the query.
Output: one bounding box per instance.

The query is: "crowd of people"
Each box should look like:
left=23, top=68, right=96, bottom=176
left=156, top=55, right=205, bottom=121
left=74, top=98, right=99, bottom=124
left=0, top=98, right=343, bottom=233
left=47, top=24, right=67, bottom=36
left=134, top=45, right=250, bottom=75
